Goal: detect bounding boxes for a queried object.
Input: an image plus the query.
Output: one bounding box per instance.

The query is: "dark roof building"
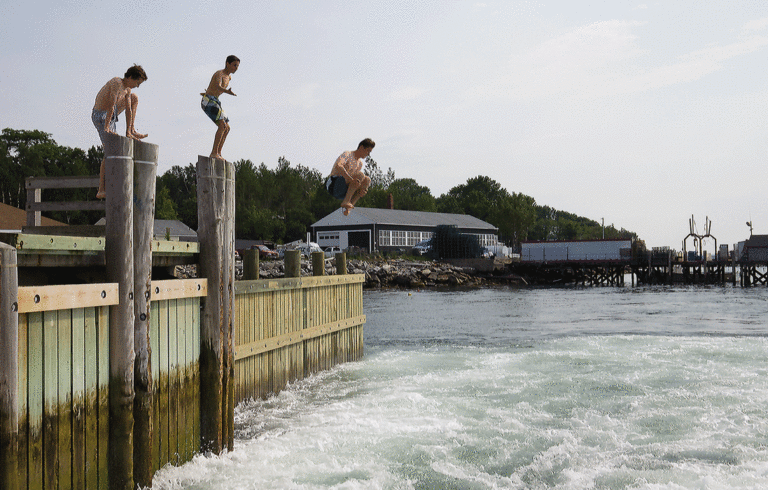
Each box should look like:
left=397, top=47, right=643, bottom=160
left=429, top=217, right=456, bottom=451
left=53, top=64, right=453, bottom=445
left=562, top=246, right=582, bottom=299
left=95, top=218, right=198, bottom=241
left=741, top=234, right=768, bottom=262
left=0, top=202, right=67, bottom=232
left=311, top=207, right=499, bottom=253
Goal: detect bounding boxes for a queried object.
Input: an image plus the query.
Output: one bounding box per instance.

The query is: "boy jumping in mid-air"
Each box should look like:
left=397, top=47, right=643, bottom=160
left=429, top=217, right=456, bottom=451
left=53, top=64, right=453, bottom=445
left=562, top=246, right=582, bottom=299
left=327, top=138, right=374, bottom=216
left=92, top=64, right=148, bottom=199
left=201, top=55, right=239, bottom=160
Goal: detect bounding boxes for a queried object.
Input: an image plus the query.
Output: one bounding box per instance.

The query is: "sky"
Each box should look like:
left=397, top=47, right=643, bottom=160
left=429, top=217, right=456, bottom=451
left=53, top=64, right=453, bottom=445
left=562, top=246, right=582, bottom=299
left=2, top=0, right=767, bottom=250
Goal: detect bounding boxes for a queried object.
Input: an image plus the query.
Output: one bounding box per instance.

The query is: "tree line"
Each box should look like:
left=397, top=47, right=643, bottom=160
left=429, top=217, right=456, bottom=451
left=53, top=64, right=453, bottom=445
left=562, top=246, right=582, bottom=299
left=1, top=128, right=637, bottom=249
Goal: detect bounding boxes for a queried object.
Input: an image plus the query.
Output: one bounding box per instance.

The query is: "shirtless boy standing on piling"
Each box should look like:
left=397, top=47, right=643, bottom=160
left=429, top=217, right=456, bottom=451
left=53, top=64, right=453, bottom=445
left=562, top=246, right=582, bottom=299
left=201, top=55, right=239, bottom=160
left=92, top=64, right=148, bottom=199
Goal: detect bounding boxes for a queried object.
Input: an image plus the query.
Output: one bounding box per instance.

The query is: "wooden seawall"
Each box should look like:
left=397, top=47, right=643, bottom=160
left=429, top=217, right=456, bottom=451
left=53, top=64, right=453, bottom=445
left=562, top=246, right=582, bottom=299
left=234, top=275, right=365, bottom=402
left=0, top=134, right=366, bottom=489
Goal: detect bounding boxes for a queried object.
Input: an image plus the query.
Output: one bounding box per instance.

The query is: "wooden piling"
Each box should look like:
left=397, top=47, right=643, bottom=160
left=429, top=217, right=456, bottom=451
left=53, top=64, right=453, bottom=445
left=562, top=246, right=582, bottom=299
left=243, top=249, right=259, bottom=280
left=312, top=252, right=325, bottom=276
left=335, top=253, right=347, bottom=275
left=285, top=250, right=301, bottom=278
left=104, top=133, right=135, bottom=490
left=0, top=243, right=19, bottom=490
left=132, top=140, right=158, bottom=487
left=197, top=156, right=226, bottom=453
left=223, top=160, right=235, bottom=451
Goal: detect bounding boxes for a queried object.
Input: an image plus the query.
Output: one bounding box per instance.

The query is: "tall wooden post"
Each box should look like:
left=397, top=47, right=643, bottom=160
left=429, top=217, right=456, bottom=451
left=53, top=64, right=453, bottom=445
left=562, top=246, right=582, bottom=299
left=312, top=252, right=325, bottom=276
left=132, top=140, right=158, bottom=487
left=223, top=160, right=235, bottom=452
left=285, top=250, right=301, bottom=278
left=243, top=249, right=259, bottom=280
left=104, top=133, right=135, bottom=490
left=197, top=156, right=226, bottom=453
left=0, top=243, right=19, bottom=490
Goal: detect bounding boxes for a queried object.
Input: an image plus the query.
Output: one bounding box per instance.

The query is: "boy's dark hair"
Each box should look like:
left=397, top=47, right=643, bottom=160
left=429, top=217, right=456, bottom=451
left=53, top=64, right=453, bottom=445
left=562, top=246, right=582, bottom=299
left=226, top=55, right=240, bottom=65
left=125, top=64, right=148, bottom=81
left=358, top=138, right=375, bottom=149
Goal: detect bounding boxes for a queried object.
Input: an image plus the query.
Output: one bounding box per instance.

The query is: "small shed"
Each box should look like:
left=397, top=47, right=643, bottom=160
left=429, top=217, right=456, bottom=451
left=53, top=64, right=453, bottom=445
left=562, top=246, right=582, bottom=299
left=741, top=235, right=768, bottom=262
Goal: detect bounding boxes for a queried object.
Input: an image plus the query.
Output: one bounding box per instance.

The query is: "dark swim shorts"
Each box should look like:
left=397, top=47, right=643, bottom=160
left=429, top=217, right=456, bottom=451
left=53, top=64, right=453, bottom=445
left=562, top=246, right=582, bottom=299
left=325, top=175, right=348, bottom=200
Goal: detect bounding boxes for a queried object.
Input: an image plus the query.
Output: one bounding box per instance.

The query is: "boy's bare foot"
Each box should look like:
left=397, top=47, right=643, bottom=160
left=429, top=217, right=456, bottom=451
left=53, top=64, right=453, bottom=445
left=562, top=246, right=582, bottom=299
left=96, top=190, right=106, bottom=199
left=342, top=207, right=350, bottom=216
left=131, top=130, right=148, bottom=139
left=341, top=202, right=354, bottom=210
left=209, top=153, right=224, bottom=160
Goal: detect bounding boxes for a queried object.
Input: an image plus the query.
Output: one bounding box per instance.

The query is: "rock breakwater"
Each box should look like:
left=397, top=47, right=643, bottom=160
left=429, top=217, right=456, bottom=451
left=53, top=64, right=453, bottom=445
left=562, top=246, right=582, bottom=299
left=174, top=257, right=518, bottom=289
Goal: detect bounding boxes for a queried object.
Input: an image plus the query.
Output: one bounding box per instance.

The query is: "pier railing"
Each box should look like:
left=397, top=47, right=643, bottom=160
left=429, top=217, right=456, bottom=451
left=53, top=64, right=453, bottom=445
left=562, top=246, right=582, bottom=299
left=25, top=176, right=105, bottom=227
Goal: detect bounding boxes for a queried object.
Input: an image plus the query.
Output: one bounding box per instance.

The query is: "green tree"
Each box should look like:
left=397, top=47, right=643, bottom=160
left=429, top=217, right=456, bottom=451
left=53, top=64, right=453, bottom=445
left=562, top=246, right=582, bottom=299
left=387, top=178, right=436, bottom=212
left=157, top=163, right=198, bottom=230
left=155, top=184, right=179, bottom=220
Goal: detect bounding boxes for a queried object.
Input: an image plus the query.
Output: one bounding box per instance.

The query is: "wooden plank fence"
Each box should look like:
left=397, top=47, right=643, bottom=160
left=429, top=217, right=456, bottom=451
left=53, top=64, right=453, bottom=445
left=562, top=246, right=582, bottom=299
left=234, top=274, right=365, bottom=402
left=8, top=279, right=204, bottom=490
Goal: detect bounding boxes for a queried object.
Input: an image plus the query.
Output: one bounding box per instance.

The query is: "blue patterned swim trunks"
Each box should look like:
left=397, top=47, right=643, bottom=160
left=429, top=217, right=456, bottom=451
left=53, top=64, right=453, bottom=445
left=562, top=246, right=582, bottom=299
left=201, top=94, right=229, bottom=124
left=91, top=108, right=118, bottom=145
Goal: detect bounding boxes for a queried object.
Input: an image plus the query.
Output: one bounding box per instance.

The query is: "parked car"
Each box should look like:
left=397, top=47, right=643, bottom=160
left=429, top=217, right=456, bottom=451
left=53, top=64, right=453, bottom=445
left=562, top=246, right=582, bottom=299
left=255, top=244, right=278, bottom=260
left=323, top=246, right=341, bottom=258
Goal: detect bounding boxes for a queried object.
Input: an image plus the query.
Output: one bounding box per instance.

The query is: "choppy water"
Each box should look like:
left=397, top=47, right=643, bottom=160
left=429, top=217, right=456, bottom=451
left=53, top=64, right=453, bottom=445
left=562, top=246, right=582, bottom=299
left=151, top=285, right=768, bottom=489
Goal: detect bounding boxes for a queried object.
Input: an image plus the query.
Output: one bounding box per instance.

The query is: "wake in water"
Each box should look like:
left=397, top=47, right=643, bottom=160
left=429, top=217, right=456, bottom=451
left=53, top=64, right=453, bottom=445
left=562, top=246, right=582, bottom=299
left=151, top=287, right=768, bottom=489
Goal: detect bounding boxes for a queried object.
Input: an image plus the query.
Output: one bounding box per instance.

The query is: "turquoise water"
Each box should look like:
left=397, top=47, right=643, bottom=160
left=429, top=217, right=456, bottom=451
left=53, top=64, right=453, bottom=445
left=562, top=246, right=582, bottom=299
left=151, top=286, right=768, bottom=489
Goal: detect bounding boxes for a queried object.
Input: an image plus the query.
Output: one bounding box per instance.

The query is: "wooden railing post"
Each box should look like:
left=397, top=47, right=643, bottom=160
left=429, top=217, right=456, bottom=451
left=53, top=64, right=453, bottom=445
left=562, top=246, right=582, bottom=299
left=335, top=253, right=347, bottom=275
left=0, top=243, right=19, bottom=490
left=24, top=180, right=41, bottom=227
left=243, top=249, right=259, bottom=280
left=197, top=156, right=226, bottom=453
left=284, top=250, right=301, bottom=278
left=104, top=133, right=135, bottom=490
left=311, top=252, right=325, bottom=276
left=132, top=140, right=158, bottom=487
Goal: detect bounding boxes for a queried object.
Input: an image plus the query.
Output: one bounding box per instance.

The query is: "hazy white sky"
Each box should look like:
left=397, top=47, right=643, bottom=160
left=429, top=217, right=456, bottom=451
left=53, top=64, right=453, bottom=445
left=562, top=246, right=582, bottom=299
left=2, top=1, right=767, bottom=249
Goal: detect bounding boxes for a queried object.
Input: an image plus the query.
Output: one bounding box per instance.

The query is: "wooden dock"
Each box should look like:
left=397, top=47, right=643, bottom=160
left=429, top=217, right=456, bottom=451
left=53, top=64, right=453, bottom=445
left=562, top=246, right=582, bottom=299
left=0, top=134, right=365, bottom=490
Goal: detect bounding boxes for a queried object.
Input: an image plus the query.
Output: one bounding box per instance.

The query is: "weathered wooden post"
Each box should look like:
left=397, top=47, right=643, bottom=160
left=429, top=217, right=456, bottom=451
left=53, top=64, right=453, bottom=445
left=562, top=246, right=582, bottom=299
left=667, top=250, right=672, bottom=285
left=335, top=252, right=347, bottom=275
left=312, top=251, right=325, bottom=276
left=223, top=160, right=235, bottom=451
left=284, top=250, right=301, bottom=278
left=0, top=243, right=19, bottom=490
left=25, top=181, right=41, bottom=227
left=132, top=139, right=158, bottom=486
left=243, top=249, right=259, bottom=280
left=197, top=156, right=226, bottom=453
left=104, top=133, right=135, bottom=490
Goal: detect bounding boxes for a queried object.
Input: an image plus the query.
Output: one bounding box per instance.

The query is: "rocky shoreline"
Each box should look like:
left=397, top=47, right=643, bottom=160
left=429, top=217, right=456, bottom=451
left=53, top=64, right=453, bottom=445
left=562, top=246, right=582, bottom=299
left=174, top=257, right=523, bottom=289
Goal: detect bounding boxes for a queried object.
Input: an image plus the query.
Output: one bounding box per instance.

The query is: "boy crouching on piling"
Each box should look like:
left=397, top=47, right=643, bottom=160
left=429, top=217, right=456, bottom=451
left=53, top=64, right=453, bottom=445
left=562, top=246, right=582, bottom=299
left=92, top=64, right=149, bottom=199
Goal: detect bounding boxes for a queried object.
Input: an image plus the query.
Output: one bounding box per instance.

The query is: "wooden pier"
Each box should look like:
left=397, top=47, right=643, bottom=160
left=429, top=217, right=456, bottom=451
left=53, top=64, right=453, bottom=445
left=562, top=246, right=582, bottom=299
left=0, top=135, right=365, bottom=490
